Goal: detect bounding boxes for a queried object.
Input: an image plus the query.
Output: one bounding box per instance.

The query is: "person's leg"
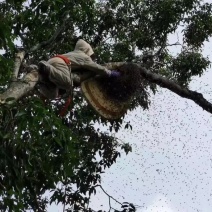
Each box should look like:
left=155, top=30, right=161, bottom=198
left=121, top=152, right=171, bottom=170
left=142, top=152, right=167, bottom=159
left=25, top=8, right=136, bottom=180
left=39, top=57, right=72, bottom=90
left=24, top=64, right=58, bottom=99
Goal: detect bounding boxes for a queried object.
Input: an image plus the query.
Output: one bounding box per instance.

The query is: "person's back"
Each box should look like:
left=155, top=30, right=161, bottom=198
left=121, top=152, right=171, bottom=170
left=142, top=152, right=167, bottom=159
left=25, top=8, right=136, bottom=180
left=63, top=39, right=110, bottom=76
left=62, top=50, right=92, bottom=70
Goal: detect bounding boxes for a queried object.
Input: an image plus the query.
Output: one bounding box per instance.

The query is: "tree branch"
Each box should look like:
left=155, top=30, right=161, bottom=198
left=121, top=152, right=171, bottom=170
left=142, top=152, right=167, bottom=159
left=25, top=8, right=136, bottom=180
left=0, top=69, right=39, bottom=104
left=104, top=62, right=212, bottom=114
left=98, top=185, right=122, bottom=206
left=12, top=51, right=25, bottom=80
left=29, top=11, right=70, bottom=53
left=134, top=63, right=212, bottom=114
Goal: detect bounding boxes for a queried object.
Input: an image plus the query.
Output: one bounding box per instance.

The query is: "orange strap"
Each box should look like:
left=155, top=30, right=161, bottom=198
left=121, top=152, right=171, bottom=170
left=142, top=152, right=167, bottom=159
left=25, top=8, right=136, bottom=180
left=59, top=96, right=72, bottom=117
left=51, top=55, right=72, bottom=117
left=53, top=55, right=71, bottom=65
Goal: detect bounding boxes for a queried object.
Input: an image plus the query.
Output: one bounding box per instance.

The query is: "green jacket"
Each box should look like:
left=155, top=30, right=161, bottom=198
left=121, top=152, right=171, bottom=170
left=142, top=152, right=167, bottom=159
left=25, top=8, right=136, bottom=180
left=63, top=39, right=110, bottom=76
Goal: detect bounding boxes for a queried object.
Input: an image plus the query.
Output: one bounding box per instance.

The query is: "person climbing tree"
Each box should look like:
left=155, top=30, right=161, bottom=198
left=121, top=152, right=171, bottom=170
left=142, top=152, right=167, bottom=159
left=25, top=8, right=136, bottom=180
left=38, top=39, right=121, bottom=99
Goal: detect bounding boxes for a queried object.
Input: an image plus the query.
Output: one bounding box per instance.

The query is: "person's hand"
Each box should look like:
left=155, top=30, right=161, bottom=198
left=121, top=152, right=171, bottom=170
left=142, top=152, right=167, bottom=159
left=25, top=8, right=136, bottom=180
left=110, top=70, right=121, bottom=77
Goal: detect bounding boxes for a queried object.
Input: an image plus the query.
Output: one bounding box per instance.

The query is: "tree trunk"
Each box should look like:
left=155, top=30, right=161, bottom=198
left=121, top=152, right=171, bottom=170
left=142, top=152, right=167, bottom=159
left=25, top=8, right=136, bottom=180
left=0, top=70, right=39, bottom=104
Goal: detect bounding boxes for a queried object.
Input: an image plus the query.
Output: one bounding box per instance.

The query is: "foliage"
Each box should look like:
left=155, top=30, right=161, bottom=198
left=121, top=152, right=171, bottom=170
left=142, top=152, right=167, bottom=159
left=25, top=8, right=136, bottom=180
left=0, top=0, right=212, bottom=211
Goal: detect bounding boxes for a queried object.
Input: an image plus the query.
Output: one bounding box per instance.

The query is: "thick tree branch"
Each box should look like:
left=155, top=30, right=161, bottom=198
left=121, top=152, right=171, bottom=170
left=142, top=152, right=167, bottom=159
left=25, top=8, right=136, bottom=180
left=12, top=51, right=25, bottom=79
left=0, top=69, right=39, bottom=104
left=104, top=62, right=212, bottom=114
left=134, top=63, right=212, bottom=114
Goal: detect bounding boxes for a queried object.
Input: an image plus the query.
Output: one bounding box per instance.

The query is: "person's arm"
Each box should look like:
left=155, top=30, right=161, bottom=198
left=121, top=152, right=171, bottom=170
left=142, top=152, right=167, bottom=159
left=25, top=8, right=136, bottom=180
left=83, top=57, right=112, bottom=76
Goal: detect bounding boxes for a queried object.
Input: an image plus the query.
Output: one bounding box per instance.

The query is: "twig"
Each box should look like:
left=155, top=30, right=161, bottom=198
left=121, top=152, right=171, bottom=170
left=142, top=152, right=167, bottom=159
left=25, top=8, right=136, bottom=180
left=154, top=36, right=167, bottom=57
left=29, top=11, right=70, bottom=53
left=98, top=185, right=122, bottom=206
left=63, top=177, right=68, bottom=212
left=154, top=37, right=181, bottom=58
left=108, top=195, right=112, bottom=211
left=63, top=189, right=66, bottom=212
left=167, top=42, right=181, bottom=47
left=0, top=182, right=6, bottom=190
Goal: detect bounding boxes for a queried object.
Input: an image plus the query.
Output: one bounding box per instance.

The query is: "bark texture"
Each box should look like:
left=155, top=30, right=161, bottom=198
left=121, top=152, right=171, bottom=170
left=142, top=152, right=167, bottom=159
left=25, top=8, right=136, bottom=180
left=0, top=70, right=39, bottom=104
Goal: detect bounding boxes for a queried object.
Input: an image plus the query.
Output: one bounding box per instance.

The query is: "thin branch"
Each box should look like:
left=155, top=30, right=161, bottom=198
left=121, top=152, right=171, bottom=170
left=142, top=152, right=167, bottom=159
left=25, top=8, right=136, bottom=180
left=98, top=185, right=122, bottom=206
left=63, top=173, right=68, bottom=212
left=10, top=11, right=71, bottom=84
left=0, top=182, right=6, bottom=190
left=29, top=11, right=70, bottom=53
left=63, top=186, right=67, bottom=212
left=154, top=35, right=167, bottom=57
left=167, top=42, right=181, bottom=47
left=108, top=195, right=112, bottom=212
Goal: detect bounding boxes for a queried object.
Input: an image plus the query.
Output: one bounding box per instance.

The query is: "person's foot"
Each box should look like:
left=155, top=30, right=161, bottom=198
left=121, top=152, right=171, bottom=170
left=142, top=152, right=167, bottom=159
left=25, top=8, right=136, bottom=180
left=38, top=61, right=50, bottom=78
